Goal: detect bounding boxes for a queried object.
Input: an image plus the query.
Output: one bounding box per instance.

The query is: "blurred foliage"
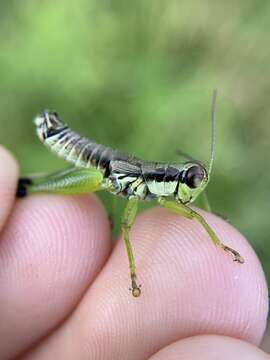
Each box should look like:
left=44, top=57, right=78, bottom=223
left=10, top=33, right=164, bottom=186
left=0, top=1, right=270, bottom=282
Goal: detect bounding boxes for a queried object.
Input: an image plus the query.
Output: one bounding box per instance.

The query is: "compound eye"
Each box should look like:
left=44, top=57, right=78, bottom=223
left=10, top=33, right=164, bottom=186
left=185, top=165, right=205, bottom=189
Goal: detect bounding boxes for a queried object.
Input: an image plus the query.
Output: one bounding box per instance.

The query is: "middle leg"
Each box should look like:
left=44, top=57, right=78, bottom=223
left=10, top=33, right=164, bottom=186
left=121, top=197, right=141, bottom=297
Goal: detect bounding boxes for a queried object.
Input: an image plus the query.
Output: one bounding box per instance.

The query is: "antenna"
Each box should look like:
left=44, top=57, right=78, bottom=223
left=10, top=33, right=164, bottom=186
left=208, top=89, right=217, bottom=176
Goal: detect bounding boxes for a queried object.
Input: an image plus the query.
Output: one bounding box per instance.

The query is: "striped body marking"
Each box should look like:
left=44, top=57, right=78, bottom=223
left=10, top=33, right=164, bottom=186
left=35, top=111, right=209, bottom=203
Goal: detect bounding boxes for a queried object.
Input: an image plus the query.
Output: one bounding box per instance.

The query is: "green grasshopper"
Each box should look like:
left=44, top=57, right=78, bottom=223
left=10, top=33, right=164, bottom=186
left=17, top=90, right=244, bottom=297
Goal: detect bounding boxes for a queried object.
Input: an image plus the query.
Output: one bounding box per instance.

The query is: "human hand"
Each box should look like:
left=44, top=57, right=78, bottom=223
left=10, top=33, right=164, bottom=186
left=0, top=146, right=268, bottom=360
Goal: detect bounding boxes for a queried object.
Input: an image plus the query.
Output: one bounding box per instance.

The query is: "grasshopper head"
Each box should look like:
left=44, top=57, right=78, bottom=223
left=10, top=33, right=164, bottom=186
left=34, top=110, right=66, bottom=142
left=176, top=162, right=209, bottom=204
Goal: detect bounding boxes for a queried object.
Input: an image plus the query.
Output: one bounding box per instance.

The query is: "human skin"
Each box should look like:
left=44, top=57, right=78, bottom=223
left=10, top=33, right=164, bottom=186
left=0, top=146, right=269, bottom=360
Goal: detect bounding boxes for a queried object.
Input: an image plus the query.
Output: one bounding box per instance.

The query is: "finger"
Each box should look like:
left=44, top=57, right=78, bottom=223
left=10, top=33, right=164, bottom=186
left=149, top=335, right=270, bottom=359
left=23, top=207, right=268, bottom=360
left=0, top=194, right=111, bottom=360
left=0, top=146, right=18, bottom=231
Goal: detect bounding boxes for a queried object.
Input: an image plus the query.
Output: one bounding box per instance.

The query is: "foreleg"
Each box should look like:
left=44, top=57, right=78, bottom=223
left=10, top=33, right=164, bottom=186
left=158, top=198, right=244, bottom=264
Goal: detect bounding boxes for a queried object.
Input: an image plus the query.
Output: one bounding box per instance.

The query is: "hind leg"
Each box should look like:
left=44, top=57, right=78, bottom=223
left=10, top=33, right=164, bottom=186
left=17, top=167, right=104, bottom=197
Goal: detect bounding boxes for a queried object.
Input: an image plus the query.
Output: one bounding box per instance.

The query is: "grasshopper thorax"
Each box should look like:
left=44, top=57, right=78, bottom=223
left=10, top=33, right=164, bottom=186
left=176, top=162, right=208, bottom=204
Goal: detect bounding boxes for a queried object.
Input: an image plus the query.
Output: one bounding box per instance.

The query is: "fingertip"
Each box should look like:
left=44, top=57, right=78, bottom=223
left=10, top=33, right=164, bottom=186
left=73, top=206, right=268, bottom=359
left=0, top=193, right=111, bottom=359
left=26, top=205, right=268, bottom=360
left=149, top=335, right=270, bottom=360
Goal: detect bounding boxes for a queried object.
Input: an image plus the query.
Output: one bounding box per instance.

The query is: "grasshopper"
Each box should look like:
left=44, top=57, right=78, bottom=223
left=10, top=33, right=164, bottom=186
left=17, top=91, right=244, bottom=297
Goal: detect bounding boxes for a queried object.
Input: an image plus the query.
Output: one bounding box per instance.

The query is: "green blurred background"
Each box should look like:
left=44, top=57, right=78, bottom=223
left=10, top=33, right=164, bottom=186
left=0, top=0, right=269, bottom=324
